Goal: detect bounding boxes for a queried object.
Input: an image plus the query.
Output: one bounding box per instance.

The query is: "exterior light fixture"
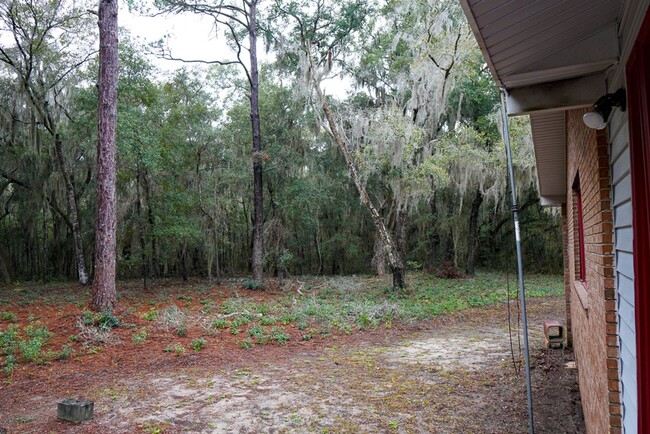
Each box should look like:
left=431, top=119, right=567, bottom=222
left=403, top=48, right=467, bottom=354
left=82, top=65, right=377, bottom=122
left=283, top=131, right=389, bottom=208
left=583, top=88, right=626, bottom=130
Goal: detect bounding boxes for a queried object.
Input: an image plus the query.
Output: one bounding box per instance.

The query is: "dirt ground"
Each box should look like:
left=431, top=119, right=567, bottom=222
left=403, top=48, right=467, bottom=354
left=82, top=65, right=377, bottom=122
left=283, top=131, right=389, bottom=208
left=0, top=286, right=583, bottom=433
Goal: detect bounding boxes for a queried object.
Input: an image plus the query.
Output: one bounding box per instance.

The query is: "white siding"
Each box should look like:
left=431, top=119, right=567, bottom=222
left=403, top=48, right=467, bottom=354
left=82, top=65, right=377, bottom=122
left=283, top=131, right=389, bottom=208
left=609, top=109, right=637, bottom=434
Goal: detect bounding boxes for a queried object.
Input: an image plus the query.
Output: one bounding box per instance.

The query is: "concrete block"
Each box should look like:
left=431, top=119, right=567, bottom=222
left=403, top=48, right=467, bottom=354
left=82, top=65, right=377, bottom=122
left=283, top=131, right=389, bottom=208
left=57, top=398, right=94, bottom=423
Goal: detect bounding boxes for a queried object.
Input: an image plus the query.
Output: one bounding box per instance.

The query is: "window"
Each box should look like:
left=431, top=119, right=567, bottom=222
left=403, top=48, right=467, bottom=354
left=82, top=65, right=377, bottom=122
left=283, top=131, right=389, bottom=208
left=572, top=175, right=586, bottom=282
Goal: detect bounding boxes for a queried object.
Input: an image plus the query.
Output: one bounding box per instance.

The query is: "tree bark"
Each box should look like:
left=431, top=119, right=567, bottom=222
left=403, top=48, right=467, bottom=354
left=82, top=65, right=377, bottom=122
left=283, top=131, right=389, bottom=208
left=429, top=184, right=440, bottom=267
left=372, top=236, right=386, bottom=276
left=318, top=93, right=405, bottom=292
left=136, top=172, right=149, bottom=290
left=0, top=249, right=12, bottom=284
left=395, top=204, right=408, bottom=262
left=465, top=187, right=483, bottom=275
left=248, top=0, right=264, bottom=284
left=91, top=0, right=118, bottom=311
left=54, top=134, right=89, bottom=285
left=142, top=173, right=159, bottom=277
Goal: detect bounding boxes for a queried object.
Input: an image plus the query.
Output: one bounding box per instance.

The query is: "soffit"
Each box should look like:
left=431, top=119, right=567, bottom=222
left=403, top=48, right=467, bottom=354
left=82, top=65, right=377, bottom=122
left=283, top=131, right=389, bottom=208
left=460, top=0, right=623, bottom=89
left=529, top=112, right=566, bottom=206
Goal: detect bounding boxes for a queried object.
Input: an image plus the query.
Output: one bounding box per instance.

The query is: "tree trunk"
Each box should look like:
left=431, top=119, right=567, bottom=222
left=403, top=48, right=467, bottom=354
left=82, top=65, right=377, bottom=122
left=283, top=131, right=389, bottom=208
left=465, top=187, right=483, bottom=275
left=136, top=173, right=149, bottom=290
left=54, top=134, right=89, bottom=285
left=0, top=249, right=12, bottom=284
left=91, top=0, right=118, bottom=311
left=372, top=236, right=386, bottom=276
left=317, top=90, right=404, bottom=292
left=248, top=0, right=264, bottom=285
left=395, top=204, right=408, bottom=262
left=142, top=173, right=159, bottom=278
left=430, top=184, right=440, bottom=267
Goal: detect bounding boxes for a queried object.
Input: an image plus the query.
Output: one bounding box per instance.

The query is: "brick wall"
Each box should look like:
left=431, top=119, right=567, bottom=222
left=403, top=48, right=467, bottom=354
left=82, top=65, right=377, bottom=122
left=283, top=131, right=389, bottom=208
left=564, top=108, right=620, bottom=433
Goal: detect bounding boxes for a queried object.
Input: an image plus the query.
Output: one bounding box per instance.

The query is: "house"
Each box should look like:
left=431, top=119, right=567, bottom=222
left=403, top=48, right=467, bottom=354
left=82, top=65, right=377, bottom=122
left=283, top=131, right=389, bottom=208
left=459, top=1, right=650, bottom=433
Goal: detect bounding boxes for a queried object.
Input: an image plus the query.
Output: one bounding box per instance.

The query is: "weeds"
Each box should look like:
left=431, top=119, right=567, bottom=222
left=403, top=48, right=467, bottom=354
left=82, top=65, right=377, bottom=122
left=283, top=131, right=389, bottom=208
left=132, top=328, right=148, bottom=345
left=211, top=319, right=229, bottom=329
left=157, top=305, right=188, bottom=331
left=0, top=321, right=54, bottom=368
left=243, top=279, right=263, bottom=290
left=270, top=327, right=290, bottom=344
left=1, top=311, right=16, bottom=321
left=164, top=343, right=185, bottom=356
left=141, top=309, right=158, bottom=321
left=237, top=338, right=253, bottom=349
left=191, top=338, right=206, bottom=352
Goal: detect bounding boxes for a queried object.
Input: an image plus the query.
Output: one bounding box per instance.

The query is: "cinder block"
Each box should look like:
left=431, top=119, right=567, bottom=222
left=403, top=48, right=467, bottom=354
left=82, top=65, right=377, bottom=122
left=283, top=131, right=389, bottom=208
left=544, top=321, right=565, bottom=349
left=57, top=398, right=94, bottom=423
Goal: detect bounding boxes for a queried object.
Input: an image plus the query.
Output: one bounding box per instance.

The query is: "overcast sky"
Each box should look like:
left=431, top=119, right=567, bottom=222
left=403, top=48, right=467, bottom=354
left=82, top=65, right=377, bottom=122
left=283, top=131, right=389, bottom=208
left=120, top=1, right=226, bottom=72
left=118, top=0, right=350, bottom=96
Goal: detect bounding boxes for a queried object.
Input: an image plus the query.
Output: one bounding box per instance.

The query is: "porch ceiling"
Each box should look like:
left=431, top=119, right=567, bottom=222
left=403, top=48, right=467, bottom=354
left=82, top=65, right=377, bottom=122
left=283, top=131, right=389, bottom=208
left=529, top=112, right=566, bottom=206
left=460, top=0, right=623, bottom=89
left=460, top=0, right=625, bottom=206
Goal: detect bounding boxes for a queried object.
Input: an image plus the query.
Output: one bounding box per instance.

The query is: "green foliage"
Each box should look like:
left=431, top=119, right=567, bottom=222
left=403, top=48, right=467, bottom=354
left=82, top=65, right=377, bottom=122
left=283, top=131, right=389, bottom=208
left=243, top=280, right=264, bottom=291
left=57, top=344, right=76, bottom=360
left=247, top=323, right=264, bottom=338
left=164, top=343, right=185, bottom=356
left=270, top=327, right=290, bottom=344
left=132, top=328, right=149, bottom=345
left=211, top=319, right=229, bottom=329
left=82, top=310, right=120, bottom=331
left=0, top=0, right=561, bottom=285
left=237, top=338, right=253, bottom=349
left=141, top=309, right=159, bottom=321
left=1, top=312, right=16, bottom=322
left=0, top=321, right=53, bottom=366
left=191, top=338, right=206, bottom=352
left=259, top=315, right=277, bottom=326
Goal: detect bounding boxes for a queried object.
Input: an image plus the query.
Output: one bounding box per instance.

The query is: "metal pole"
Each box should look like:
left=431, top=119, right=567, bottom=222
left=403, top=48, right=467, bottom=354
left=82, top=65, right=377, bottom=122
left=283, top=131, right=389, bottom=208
left=500, top=89, right=534, bottom=434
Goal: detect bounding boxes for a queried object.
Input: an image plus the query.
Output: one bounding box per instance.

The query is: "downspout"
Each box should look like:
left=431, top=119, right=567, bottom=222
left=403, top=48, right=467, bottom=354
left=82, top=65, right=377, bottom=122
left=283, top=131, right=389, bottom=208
left=500, top=89, right=535, bottom=434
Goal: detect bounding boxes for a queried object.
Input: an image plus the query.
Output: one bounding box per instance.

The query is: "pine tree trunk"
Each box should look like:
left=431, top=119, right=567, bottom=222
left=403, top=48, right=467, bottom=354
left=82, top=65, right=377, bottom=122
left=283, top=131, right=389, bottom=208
left=91, top=0, right=118, bottom=311
left=248, top=0, right=264, bottom=284
left=465, top=187, right=483, bottom=275
left=54, top=134, right=88, bottom=285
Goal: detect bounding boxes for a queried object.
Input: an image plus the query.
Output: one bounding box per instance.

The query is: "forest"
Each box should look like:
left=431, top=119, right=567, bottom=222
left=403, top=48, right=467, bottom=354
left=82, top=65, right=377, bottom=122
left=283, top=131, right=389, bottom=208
left=0, top=0, right=562, bottom=292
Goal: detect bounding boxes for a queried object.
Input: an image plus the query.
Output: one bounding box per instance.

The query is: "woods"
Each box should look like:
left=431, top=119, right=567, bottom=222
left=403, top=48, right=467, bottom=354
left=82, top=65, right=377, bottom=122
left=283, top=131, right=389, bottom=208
left=0, top=0, right=562, bottom=294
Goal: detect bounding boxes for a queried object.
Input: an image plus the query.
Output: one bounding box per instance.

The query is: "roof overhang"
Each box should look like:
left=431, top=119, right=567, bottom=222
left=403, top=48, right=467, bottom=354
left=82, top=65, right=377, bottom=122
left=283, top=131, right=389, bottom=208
left=459, top=0, right=626, bottom=206
left=530, top=112, right=566, bottom=206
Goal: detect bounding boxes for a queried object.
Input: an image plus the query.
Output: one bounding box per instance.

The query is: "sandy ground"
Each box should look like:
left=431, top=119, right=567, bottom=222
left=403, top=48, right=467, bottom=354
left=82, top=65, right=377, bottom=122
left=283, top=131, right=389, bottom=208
left=1, top=296, right=583, bottom=433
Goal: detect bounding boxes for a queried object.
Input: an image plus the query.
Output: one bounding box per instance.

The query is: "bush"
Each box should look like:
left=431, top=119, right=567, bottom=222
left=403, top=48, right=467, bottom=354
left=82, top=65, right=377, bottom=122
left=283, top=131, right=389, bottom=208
left=191, top=338, right=206, bottom=352
left=270, top=327, right=289, bottom=344
left=1, top=311, right=16, bottom=322
left=211, top=319, right=229, bottom=329
left=259, top=315, right=277, bottom=326
left=141, top=309, right=159, bottom=321
left=243, top=279, right=263, bottom=291
left=81, top=310, right=120, bottom=331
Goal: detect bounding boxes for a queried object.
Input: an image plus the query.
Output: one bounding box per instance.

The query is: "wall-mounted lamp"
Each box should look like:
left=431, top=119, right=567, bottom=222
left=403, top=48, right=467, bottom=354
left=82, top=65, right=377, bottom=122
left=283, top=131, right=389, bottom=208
left=583, top=88, right=626, bottom=130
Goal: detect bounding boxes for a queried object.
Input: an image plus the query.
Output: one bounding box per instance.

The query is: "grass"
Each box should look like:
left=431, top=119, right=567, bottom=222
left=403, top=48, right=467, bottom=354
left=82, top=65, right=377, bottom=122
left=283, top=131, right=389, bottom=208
left=0, top=271, right=563, bottom=374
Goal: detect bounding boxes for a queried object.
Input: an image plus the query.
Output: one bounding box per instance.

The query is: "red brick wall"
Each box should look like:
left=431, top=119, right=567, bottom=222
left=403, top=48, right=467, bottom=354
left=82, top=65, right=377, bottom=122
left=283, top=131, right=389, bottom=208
left=565, top=108, right=620, bottom=433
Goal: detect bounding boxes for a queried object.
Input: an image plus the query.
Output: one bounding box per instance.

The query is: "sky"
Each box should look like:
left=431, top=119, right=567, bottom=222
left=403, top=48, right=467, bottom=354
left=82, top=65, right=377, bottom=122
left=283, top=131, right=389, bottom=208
left=118, top=0, right=351, bottom=97
left=119, top=1, right=230, bottom=73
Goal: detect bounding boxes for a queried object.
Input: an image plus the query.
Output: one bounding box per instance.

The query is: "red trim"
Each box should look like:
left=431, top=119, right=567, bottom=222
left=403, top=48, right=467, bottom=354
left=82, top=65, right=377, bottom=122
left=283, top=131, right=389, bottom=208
left=576, top=189, right=586, bottom=281
left=627, top=7, right=650, bottom=433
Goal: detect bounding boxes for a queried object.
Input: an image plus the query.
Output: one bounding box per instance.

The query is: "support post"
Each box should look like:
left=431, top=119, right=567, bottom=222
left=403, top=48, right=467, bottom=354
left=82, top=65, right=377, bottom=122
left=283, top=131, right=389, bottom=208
left=500, top=89, right=535, bottom=434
